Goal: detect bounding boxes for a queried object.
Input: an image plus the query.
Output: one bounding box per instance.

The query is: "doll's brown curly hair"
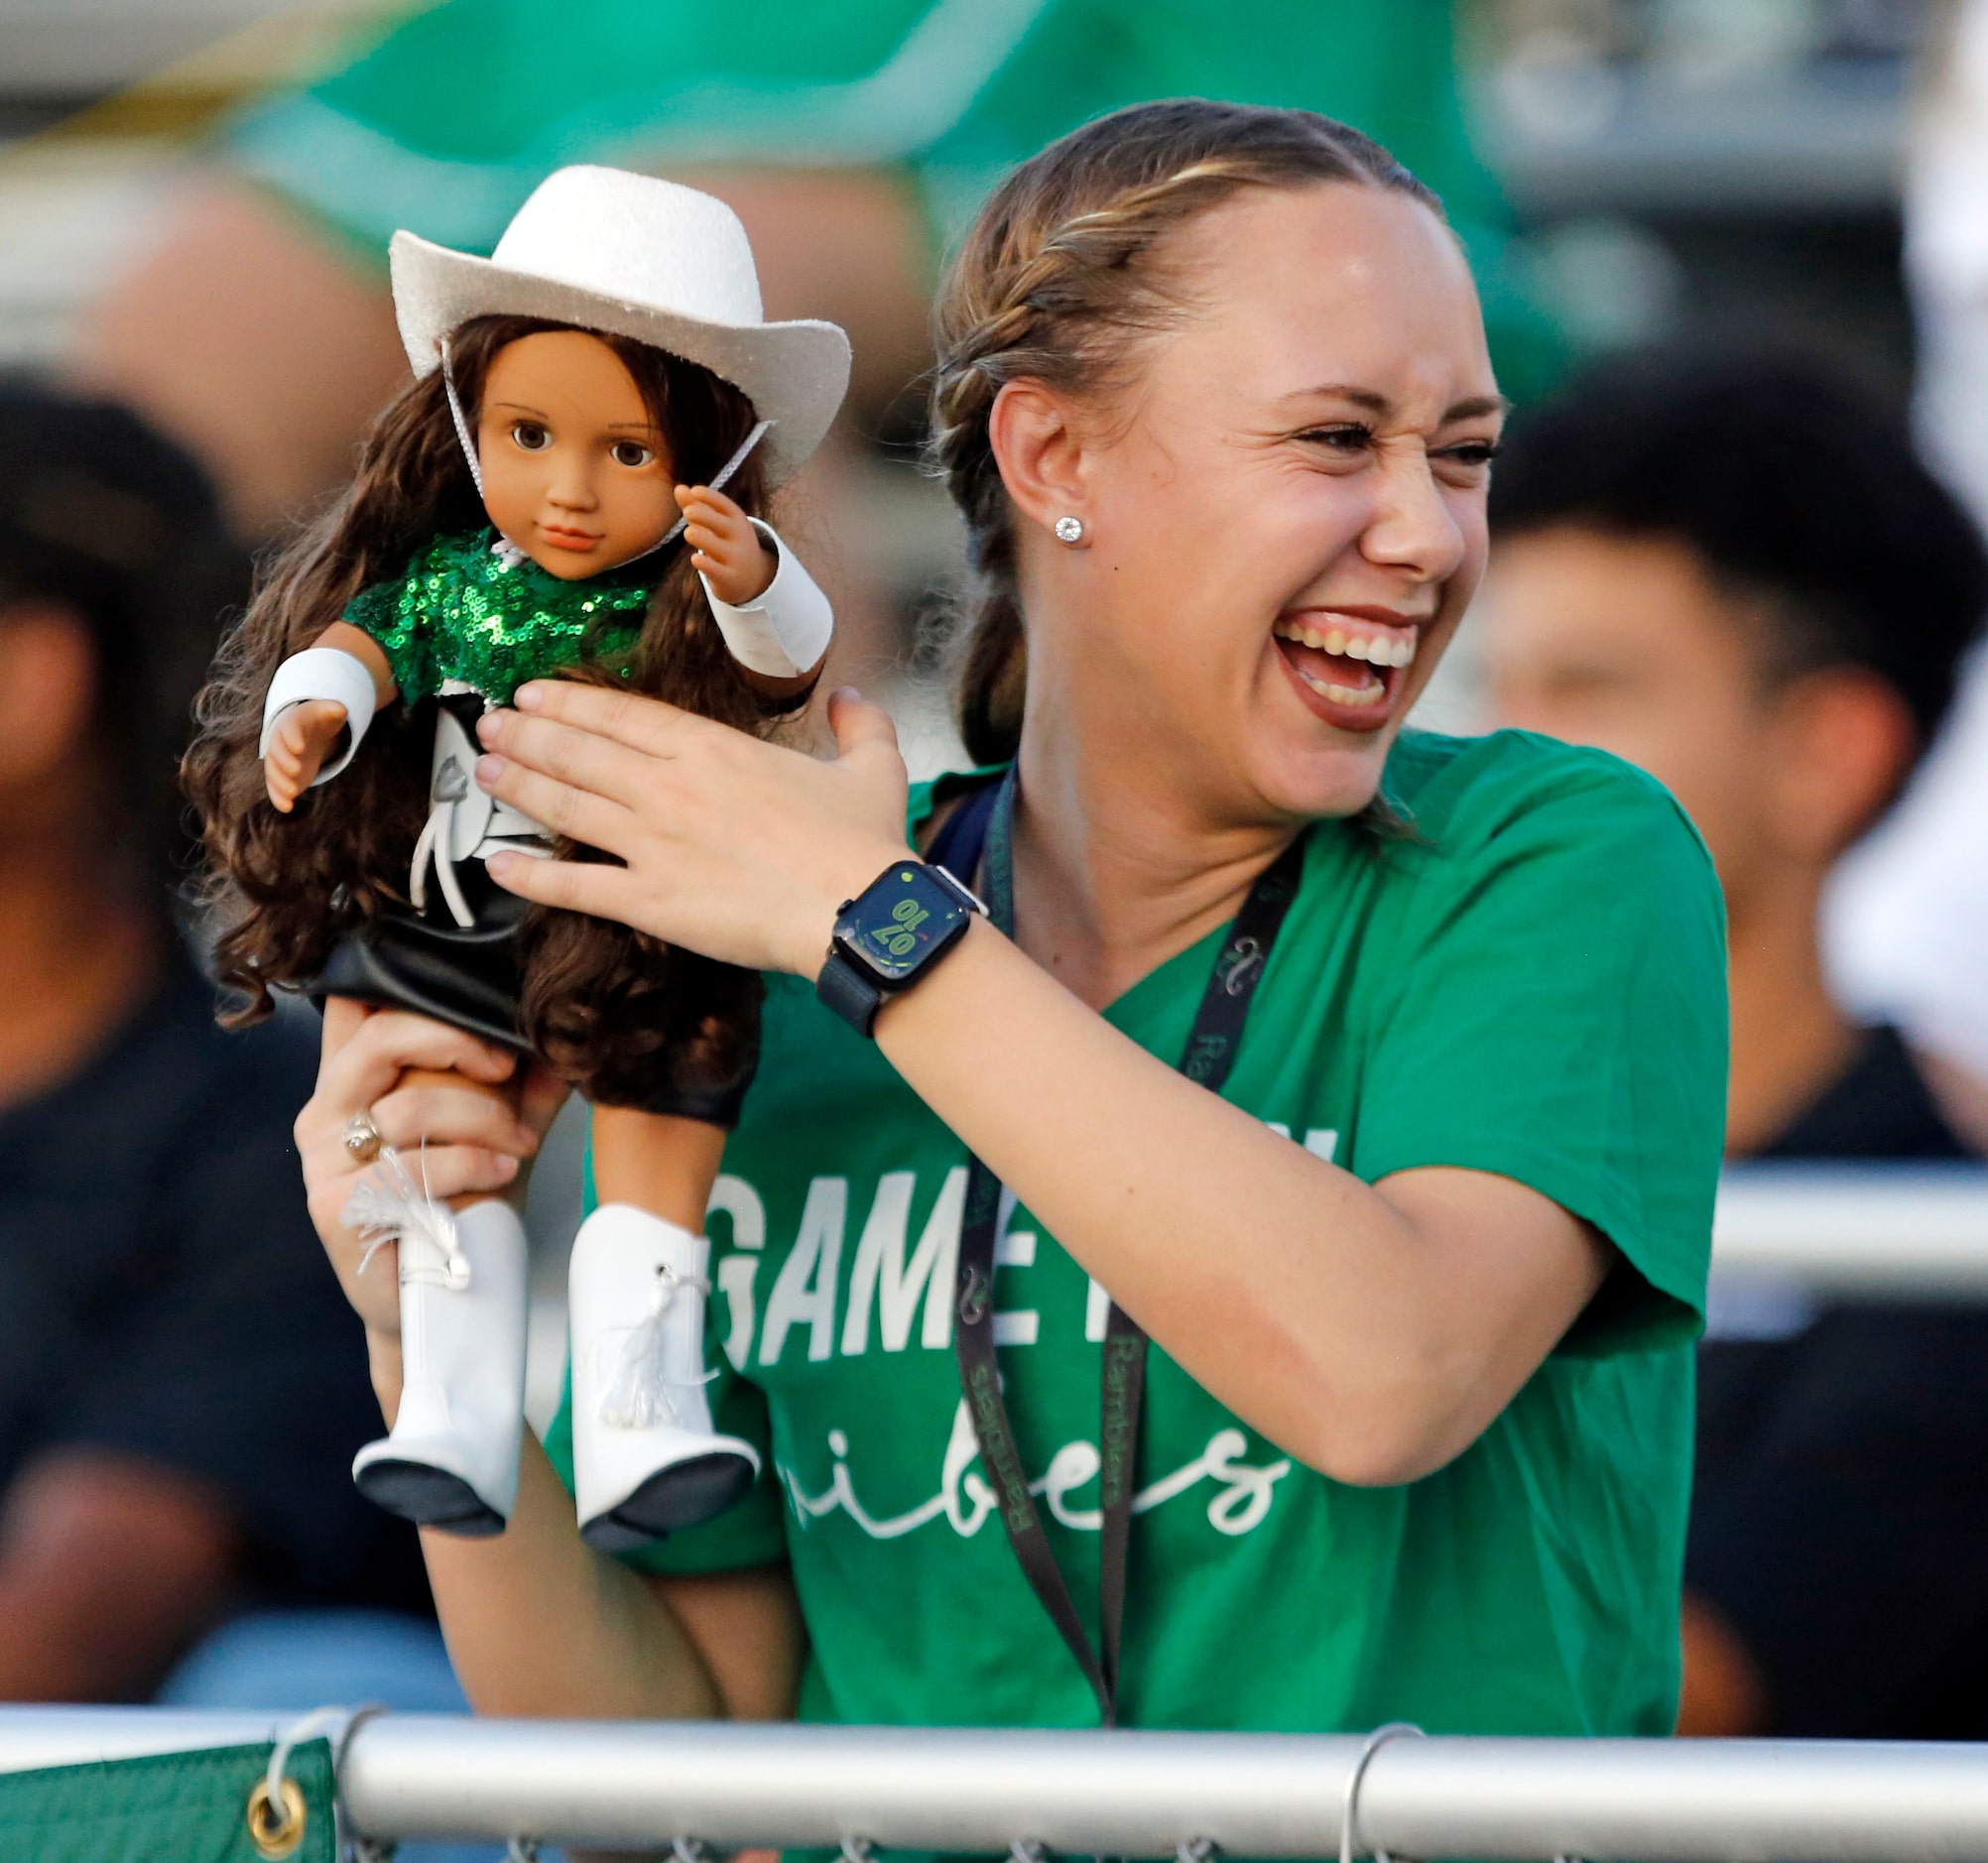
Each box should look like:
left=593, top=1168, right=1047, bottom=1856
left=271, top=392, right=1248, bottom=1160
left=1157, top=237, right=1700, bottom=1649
left=184, top=314, right=786, bottom=1106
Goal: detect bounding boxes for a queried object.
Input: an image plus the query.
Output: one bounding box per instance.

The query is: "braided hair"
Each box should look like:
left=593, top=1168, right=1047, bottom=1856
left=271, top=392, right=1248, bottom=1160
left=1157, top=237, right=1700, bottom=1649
left=927, top=99, right=1442, bottom=765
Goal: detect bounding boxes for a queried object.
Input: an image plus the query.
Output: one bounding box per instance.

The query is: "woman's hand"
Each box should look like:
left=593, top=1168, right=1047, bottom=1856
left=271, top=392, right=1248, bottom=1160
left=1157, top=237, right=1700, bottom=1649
left=679, top=483, right=773, bottom=606
left=472, top=683, right=911, bottom=978
left=297, top=1000, right=566, bottom=1397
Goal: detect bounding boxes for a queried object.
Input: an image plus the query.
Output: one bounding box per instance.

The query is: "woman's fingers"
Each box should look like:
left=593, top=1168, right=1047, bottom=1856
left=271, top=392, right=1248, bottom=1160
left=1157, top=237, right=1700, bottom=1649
left=509, top=679, right=702, bottom=756
left=485, top=848, right=646, bottom=921
left=476, top=705, right=659, bottom=803
left=825, top=685, right=905, bottom=767
left=474, top=752, right=636, bottom=854
left=315, top=1146, right=519, bottom=1230
left=306, top=1005, right=517, bottom=1141
left=313, top=1003, right=517, bottom=1095
left=368, top=1074, right=543, bottom=1160
left=405, top=1148, right=521, bottom=1203
left=477, top=678, right=911, bottom=974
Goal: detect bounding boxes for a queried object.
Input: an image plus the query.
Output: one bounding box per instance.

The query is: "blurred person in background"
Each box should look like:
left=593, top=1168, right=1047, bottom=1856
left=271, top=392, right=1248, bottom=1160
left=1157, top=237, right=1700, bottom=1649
left=1481, top=347, right=1988, bottom=1738
left=1823, top=0, right=1988, bottom=1146
left=0, top=380, right=450, bottom=1717
left=65, top=0, right=1557, bottom=667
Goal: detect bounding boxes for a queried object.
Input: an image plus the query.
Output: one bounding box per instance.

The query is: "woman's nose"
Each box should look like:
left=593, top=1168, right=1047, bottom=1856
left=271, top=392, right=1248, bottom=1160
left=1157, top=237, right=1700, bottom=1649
left=1362, top=447, right=1466, bottom=584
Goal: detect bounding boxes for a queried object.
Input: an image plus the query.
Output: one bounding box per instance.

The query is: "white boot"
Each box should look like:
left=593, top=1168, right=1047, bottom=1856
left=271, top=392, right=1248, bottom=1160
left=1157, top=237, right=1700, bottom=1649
left=570, top=1203, right=760, bottom=1552
left=353, top=1195, right=528, bottom=1536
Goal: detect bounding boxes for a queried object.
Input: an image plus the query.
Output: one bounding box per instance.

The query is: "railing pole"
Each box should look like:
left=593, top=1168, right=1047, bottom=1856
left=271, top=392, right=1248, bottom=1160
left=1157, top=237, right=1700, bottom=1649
left=8, top=1711, right=1988, bottom=1859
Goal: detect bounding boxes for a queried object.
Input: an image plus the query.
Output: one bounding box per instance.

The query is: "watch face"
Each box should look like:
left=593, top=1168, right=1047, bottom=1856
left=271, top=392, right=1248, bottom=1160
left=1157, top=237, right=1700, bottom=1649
left=838, top=864, right=972, bottom=984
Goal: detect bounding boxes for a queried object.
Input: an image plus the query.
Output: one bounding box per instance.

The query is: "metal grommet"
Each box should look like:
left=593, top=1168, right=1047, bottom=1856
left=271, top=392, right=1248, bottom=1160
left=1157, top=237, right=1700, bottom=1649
left=840, top=1838, right=876, bottom=1863
left=246, top=1776, right=308, bottom=1860
left=1178, top=1840, right=1219, bottom=1863
left=507, top=1838, right=544, bottom=1862
left=1010, top=1843, right=1048, bottom=1863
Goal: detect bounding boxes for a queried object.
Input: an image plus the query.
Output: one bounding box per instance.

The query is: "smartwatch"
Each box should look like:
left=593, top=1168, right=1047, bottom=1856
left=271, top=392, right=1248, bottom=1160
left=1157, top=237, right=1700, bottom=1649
left=816, top=859, right=986, bottom=1037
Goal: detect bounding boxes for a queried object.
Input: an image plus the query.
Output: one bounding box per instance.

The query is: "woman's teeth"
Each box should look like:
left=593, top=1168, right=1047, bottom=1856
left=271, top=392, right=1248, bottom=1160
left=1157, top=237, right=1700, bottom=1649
left=1299, top=666, right=1386, bottom=706
left=1273, top=615, right=1417, bottom=709
left=1273, top=616, right=1418, bottom=668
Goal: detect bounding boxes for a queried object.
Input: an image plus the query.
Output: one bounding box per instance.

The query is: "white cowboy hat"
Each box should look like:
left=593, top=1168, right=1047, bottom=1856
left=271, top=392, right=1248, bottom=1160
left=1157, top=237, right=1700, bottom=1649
left=390, top=166, right=851, bottom=488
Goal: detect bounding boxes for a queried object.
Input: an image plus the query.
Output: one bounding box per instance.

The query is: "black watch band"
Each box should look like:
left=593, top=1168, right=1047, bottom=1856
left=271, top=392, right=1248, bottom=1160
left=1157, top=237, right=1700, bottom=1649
left=815, top=941, right=890, bottom=1037
left=816, top=858, right=984, bottom=1038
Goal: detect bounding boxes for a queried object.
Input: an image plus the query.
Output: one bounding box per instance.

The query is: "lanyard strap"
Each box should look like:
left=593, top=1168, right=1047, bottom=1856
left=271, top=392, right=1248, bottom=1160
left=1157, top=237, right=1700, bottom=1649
left=949, top=768, right=1304, bottom=1724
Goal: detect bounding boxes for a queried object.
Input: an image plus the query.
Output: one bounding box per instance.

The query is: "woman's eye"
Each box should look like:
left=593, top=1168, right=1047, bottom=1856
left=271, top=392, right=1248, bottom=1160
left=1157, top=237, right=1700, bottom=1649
left=1437, top=440, right=1503, bottom=470
left=1299, top=424, right=1374, bottom=453
left=610, top=441, right=655, bottom=468
left=511, top=423, right=551, bottom=451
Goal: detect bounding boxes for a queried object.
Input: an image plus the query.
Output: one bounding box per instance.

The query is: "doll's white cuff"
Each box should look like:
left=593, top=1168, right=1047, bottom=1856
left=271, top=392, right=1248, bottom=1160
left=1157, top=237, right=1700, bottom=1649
left=698, top=518, right=833, bottom=680
left=260, top=647, right=379, bottom=787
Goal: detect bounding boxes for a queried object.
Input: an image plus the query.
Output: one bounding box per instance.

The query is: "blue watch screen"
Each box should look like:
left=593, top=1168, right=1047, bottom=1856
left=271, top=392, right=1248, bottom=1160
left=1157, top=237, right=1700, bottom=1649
left=841, top=866, right=970, bottom=983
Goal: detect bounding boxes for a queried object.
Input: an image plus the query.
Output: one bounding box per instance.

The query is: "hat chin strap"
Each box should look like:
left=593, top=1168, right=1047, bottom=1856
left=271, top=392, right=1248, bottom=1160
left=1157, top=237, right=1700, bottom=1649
left=439, top=338, right=773, bottom=575
left=440, top=336, right=487, bottom=498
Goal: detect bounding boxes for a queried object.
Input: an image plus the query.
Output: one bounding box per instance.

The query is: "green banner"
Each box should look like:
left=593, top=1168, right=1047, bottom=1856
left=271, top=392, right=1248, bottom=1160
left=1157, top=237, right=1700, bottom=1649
left=0, top=1738, right=336, bottom=1863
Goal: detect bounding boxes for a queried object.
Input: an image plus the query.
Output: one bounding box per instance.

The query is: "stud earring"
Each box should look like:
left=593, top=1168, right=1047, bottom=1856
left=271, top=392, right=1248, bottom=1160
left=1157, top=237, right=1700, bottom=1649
left=1053, top=515, right=1085, bottom=546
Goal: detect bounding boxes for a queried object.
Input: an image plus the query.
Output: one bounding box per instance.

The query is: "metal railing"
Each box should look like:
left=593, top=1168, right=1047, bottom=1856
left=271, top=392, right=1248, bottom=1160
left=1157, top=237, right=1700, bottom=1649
left=1713, top=1163, right=1988, bottom=1298
left=10, top=1706, right=1988, bottom=1859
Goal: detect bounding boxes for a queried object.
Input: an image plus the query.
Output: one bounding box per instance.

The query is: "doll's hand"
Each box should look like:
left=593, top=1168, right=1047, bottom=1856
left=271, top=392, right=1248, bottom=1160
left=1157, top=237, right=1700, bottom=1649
left=679, top=483, right=774, bottom=606
left=265, top=699, right=349, bottom=811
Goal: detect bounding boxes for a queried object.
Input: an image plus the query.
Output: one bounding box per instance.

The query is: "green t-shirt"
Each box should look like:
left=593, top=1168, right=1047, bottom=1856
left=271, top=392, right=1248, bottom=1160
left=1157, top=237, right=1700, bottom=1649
left=547, top=727, right=1725, bottom=1737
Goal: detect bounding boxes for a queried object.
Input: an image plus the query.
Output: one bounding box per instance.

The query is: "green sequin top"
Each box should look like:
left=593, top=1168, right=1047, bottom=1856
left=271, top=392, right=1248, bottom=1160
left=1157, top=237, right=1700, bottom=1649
left=343, top=527, right=655, bottom=705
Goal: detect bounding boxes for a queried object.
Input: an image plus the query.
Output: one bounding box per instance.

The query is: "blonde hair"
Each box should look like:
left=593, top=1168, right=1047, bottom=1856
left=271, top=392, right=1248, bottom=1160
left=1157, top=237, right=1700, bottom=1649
left=928, top=99, right=1441, bottom=764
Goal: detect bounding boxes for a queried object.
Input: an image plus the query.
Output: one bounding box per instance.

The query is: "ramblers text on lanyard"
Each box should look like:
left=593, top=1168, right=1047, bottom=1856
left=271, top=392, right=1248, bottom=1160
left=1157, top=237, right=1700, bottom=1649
left=946, top=767, right=1305, bottom=1726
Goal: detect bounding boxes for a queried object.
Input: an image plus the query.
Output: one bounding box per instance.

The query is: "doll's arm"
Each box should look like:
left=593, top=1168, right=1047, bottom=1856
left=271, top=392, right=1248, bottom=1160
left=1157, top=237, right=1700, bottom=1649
left=680, top=487, right=833, bottom=684
left=261, top=623, right=399, bottom=810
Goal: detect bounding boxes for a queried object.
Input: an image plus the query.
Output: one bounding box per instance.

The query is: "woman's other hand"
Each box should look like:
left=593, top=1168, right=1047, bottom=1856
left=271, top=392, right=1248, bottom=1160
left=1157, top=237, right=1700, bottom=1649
left=264, top=699, right=347, bottom=811
left=473, top=683, right=910, bottom=979
left=297, top=1000, right=566, bottom=1398
left=679, top=483, right=773, bottom=606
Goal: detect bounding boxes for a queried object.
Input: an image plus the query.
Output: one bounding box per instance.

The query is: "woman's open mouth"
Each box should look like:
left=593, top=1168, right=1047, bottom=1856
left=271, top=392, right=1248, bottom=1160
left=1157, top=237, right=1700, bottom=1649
left=1272, top=610, right=1420, bottom=733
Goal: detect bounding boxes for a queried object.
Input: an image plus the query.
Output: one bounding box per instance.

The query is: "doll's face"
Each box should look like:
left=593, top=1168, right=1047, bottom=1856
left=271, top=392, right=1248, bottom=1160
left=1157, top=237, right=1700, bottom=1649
left=476, top=329, right=679, bottom=579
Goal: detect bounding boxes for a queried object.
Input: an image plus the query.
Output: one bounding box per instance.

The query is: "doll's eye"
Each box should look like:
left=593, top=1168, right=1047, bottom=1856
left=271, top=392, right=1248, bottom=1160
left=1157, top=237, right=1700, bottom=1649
left=610, top=440, right=655, bottom=468
left=511, top=422, right=552, bottom=451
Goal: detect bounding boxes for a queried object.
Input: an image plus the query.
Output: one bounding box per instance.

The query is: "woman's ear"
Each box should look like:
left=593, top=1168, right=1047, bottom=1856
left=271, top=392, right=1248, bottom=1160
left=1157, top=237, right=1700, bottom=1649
left=987, top=379, right=1090, bottom=540
left=0, top=602, right=95, bottom=791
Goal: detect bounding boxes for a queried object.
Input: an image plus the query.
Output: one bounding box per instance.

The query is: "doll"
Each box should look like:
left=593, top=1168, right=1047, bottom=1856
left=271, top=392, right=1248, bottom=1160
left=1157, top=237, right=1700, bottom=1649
left=185, top=167, right=851, bottom=1551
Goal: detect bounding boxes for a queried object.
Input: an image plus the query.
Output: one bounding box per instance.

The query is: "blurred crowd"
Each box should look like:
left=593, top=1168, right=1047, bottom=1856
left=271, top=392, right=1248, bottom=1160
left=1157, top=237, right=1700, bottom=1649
left=3, top=0, right=1988, bottom=1759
